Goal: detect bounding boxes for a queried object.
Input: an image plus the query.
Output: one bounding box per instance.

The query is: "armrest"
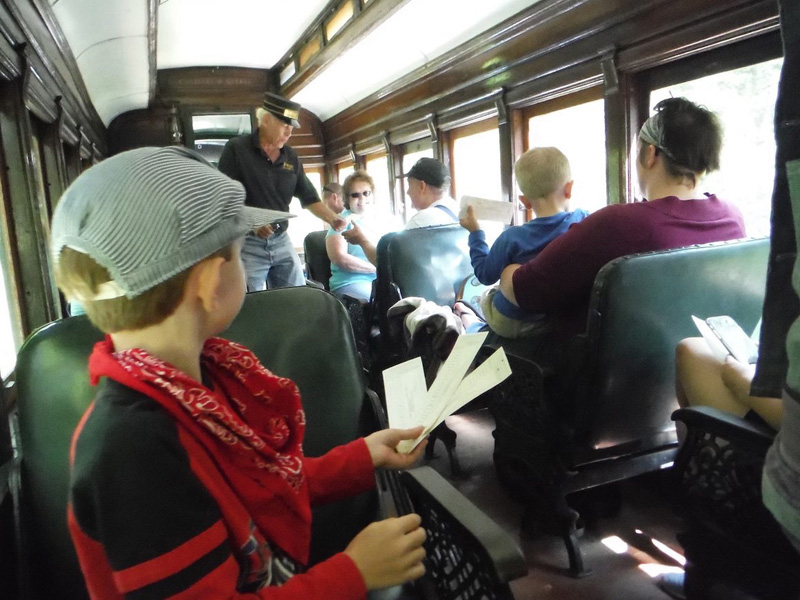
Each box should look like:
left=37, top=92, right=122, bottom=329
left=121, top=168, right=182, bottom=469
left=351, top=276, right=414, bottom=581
left=672, top=406, right=775, bottom=452
left=401, top=466, right=527, bottom=586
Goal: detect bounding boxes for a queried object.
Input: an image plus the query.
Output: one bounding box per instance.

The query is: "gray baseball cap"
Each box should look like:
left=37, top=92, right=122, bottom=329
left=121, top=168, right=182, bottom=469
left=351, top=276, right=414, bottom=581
left=51, top=146, right=291, bottom=300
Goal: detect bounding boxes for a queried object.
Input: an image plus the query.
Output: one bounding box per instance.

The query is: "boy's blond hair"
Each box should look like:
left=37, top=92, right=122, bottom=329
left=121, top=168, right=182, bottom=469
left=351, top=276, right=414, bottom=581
left=514, top=147, right=571, bottom=200
left=56, top=245, right=231, bottom=333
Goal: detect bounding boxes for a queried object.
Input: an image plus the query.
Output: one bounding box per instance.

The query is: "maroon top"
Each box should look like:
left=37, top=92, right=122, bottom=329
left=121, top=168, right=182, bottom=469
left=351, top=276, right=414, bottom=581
left=511, top=195, right=746, bottom=329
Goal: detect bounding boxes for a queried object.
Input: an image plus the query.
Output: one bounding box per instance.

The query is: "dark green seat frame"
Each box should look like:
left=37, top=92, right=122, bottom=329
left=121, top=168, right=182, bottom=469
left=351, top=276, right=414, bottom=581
left=303, top=229, right=332, bottom=290
left=370, top=225, right=474, bottom=475
left=8, top=286, right=525, bottom=599
left=670, top=406, right=800, bottom=600
left=490, top=237, right=770, bottom=577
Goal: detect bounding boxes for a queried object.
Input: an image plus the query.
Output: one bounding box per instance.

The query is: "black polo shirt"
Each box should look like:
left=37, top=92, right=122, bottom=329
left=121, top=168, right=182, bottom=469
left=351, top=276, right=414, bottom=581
left=218, top=130, right=320, bottom=233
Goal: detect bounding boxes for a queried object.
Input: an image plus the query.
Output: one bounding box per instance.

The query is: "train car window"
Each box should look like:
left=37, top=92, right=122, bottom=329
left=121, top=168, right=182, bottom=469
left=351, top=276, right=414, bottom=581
left=191, top=114, right=252, bottom=167
left=0, top=164, right=19, bottom=378
left=0, top=269, right=15, bottom=379
left=338, top=162, right=355, bottom=183
left=650, top=57, right=782, bottom=238
left=451, top=120, right=503, bottom=242
left=527, top=97, right=607, bottom=214
left=366, top=154, right=392, bottom=214
left=401, top=146, right=434, bottom=221
left=325, top=1, right=354, bottom=42
left=288, top=170, right=325, bottom=252
left=452, top=123, right=501, bottom=202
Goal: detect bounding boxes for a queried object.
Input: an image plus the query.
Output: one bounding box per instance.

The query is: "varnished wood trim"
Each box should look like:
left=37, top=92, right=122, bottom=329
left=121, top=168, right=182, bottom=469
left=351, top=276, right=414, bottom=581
left=280, top=0, right=412, bottom=97
left=24, top=0, right=106, bottom=146
left=322, top=0, right=775, bottom=159
left=0, top=79, right=59, bottom=333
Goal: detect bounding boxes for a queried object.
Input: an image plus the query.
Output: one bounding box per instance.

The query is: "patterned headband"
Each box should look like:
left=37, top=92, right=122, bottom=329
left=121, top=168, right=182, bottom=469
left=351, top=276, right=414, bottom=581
left=639, top=113, right=676, bottom=161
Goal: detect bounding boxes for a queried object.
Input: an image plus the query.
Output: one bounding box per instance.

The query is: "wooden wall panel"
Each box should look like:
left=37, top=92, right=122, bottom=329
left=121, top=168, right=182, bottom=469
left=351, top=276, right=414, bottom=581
left=319, top=0, right=778, bottom=159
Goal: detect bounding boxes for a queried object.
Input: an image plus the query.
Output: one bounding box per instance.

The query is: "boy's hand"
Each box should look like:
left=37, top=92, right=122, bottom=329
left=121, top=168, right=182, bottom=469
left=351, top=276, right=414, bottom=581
left=365, top=427, right=427, bottom=469
left=459, top=205, right=480, bottom=233
left=345, top=514, right=426, bottom=590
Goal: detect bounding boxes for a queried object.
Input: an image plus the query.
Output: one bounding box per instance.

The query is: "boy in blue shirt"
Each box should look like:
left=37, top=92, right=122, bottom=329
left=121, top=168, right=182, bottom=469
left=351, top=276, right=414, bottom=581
left=459, top=147, right=588, bottom=338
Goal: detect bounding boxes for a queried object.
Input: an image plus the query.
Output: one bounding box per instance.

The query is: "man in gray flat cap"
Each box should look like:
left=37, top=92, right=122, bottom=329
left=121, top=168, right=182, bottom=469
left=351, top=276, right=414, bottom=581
left=219, top=92, right=346, bottom=291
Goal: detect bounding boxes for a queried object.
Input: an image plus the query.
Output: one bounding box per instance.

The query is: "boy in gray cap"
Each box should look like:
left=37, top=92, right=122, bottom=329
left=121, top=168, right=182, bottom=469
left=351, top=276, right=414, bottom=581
left=51, top=146, right=426, bottom=598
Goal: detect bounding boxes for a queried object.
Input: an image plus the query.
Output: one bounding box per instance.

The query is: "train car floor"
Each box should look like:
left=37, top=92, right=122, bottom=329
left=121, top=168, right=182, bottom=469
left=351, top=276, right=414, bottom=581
left=422, top=408, right=683, bottom=600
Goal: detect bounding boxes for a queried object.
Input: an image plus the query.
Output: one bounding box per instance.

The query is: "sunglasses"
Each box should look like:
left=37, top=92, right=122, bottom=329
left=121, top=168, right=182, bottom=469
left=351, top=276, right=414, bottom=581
left=349, top=190, right=372, bottom=199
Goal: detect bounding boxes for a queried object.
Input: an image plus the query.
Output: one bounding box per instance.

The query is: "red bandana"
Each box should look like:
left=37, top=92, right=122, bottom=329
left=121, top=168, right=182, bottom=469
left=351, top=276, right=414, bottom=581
left=88, top=336, right=312, bottom=563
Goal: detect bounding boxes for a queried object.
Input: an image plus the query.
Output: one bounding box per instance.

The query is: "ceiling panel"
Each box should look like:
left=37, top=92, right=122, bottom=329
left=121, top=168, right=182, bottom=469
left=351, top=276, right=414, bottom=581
left=49, top=0, right=543, bottom=127
left=156, top=0, right=332, bottom=69
left=292, top=0, right=542, bottom=120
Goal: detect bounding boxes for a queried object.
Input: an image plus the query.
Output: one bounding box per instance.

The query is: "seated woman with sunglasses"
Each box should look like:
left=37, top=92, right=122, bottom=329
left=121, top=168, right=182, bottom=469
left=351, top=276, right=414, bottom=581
left=326, top=171, right=392, bottom=301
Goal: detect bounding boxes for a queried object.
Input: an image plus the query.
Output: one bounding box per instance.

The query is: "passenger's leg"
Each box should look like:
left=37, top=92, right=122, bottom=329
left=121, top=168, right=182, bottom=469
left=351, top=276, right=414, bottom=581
left=265, top=232, right=306, bottom=289
left=675, top=337, right=749, bottom=417
left=242, top=234, right=269, bottom=292
left=332, top=280, right=373, bottom=302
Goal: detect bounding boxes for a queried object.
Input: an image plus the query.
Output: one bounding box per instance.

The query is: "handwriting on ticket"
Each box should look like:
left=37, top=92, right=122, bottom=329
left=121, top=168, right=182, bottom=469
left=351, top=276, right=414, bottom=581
left=383, top=332, right=512, bottom=453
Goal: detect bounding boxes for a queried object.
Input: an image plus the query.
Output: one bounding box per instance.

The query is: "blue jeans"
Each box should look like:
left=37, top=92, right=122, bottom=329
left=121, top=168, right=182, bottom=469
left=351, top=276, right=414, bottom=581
left=242, top=232, right=305, bottom=292
left=758, top=0, right=800, bottom=559
left=752, top=0, right=800, bottom=398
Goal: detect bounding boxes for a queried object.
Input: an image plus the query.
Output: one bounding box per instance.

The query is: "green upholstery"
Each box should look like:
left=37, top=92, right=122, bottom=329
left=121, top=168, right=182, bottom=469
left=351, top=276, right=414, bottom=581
left=13, top=286, right=525, bottom=599
left=374, top=225, right=472, bottom=357
left=14, top=287, right=376, bottom=597
left=578, top=237, right=769, bottom=460
left=303, top=229, right=332, bottom=290
left=491, top=237, right=770, bottom=576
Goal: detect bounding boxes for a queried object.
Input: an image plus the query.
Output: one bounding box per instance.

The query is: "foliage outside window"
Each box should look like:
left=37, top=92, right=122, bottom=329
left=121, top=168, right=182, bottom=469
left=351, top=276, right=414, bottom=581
left=527, top=98, right=607, bottom=214
left=650, top=57, right=782, bottom=238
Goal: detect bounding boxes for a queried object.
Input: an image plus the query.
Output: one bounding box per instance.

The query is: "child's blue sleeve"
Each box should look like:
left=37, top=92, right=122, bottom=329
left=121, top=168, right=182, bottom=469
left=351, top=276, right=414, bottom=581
left=468, top=229, right=513, bottom=285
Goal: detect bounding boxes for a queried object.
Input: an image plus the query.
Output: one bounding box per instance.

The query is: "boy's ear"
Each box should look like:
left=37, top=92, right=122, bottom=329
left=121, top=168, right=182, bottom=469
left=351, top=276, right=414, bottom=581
left=563, top=180, right=574, bottom=199
left=518, top=194, right=532, bottom=209
left=191, top=257, right=227, bottom=313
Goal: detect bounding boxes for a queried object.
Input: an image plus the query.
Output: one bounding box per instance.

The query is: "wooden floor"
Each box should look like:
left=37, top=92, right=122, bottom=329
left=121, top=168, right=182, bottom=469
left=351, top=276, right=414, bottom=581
left=422, top=409, right=684, bottom=600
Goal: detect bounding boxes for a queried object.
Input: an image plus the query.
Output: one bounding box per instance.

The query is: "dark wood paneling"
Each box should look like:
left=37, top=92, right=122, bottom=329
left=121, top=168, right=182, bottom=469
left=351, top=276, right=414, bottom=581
left=157, top=67, right=271, bottom=109
left=57, top=99, right=80, bottom=147
left=281, top=0, right=413, bottom=98
left=321, top=0, right=777, bottom=158
left=107, top=107, right=184, bottom=156
left=0, top=79, right=58, bottom=335
left=22, top=54, right=58, bottom=124
left=8, top=0, right=105, bottom=151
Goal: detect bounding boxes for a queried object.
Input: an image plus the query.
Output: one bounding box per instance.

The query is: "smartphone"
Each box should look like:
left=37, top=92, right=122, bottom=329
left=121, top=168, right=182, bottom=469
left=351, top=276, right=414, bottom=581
left=706, top=315, right=759, bottom=364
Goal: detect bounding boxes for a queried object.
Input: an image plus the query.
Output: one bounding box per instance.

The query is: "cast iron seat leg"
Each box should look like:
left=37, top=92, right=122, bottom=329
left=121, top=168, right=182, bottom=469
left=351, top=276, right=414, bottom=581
left=426, top=421, right=464, bottom=479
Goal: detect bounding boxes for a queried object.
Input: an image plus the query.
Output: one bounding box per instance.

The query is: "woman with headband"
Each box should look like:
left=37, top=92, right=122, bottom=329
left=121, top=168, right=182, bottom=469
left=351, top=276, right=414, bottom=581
left=498, top=97, right=746, bottom=365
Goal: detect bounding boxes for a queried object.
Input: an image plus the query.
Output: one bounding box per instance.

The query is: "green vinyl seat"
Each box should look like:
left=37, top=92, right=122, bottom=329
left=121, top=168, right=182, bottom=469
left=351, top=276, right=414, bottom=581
left=490, top=237, right=770, bottom=577
left=10, top=285, right=525, bottom=599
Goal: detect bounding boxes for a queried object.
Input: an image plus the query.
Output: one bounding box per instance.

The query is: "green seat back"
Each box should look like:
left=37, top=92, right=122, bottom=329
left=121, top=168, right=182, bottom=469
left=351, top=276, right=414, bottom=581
left=14, top=286, right=377, bottom=598
left=575, top=237, right=770, bottom=462
left=303, top=230, right=332, bottom=290
left=375, top=225, right=472, bottom=336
